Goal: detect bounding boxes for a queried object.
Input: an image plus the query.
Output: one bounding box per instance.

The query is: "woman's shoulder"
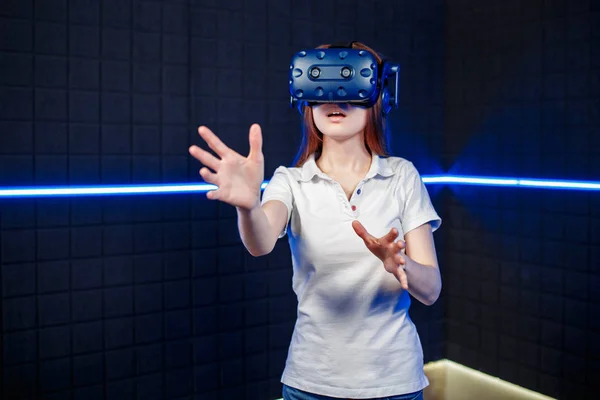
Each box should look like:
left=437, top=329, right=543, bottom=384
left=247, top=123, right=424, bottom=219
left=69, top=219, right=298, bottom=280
left=271, top=165, right=302, bottom=176
left=268, top=165, right=305, bottom=184
left=379, top=155, right=420, bottom=176
left=271, top=155, right=319, bottom=182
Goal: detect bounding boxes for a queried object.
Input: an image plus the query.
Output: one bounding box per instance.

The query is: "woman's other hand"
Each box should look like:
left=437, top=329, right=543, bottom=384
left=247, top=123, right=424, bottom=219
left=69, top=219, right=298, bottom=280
left=351, top=220, right=409, bottom=290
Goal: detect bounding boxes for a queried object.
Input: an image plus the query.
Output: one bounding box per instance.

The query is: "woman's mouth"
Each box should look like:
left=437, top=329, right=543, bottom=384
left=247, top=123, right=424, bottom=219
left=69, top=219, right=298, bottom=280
left=327, top=111, right=346, bottom=122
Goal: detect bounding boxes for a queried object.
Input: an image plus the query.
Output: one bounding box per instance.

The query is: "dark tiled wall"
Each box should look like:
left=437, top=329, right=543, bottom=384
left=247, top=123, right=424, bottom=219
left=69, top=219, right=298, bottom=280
left=443, top=1, right=600, bottom=399
left=0, top=0, right=445, bottom=399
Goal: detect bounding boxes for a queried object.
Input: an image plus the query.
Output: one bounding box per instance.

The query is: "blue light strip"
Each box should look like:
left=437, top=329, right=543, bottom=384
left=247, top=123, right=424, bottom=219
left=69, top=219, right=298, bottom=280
left=0, top=182, right=269, bottom=198
left=425, top=176, right=600, bottom=190
left=0, top=176, right=598, bottom=198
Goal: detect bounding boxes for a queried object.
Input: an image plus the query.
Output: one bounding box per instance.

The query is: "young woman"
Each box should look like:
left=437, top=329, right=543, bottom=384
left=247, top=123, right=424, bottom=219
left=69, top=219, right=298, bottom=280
left=189, top=42, right=441, bottom=400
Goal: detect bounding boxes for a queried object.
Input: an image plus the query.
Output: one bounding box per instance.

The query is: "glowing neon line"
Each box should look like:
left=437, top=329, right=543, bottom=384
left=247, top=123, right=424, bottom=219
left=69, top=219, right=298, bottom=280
left=518, top=179, right=600, bottom=190
left=0, top=182, right=269, bottom=198
left=424, top=176, right=600, bottom=190
left=422, top=176, right=519, bottom=186
left=0, top=177, right=598, bottom=198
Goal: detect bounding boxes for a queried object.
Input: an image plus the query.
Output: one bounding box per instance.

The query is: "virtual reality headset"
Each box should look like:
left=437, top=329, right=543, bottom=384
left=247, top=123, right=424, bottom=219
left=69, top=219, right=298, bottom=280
left=288, top=42, right=400, bottom=115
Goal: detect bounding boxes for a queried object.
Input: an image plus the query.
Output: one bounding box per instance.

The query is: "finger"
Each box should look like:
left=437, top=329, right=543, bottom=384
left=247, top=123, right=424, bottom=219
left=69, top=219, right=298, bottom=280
left=197, top=126, right=231, bottom=157
left=206, top=189, right=221, bottom=201
left=351, top=220, right=374, bottom=242
left=189, top=145, right=221, bottom=172
left=396, top=268, right=409, bottom=290
left=394, top=254, right=406, bottom=267
left=396, top=240, right=406, bottom=252
left=381, top=227, right=399, bottom=244
left=247, top=124, right=263, bottom=160
left=390, top=254, right=409, bottom=290
left=199, top=167, right=218, bottom=185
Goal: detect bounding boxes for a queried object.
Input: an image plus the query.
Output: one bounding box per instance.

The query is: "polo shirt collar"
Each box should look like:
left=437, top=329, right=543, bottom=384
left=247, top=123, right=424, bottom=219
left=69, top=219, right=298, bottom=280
left=299, top=153, right=395, bottom=182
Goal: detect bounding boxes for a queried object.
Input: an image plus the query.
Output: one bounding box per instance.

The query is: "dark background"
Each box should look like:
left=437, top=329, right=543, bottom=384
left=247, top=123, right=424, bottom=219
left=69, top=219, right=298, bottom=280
left=443, top=1, right=599, bottom=399
left=0, top=0, right=597, bottom=399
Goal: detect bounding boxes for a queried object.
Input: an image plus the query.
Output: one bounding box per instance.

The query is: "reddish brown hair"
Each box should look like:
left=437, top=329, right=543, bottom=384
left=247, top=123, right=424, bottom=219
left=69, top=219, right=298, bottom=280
left=293, top=41, right=389, bottom=167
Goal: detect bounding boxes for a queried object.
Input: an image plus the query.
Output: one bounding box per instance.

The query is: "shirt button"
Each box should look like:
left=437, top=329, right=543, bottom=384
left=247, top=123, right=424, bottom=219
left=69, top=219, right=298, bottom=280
left=357, top=189, right=362, bottom=195
left=351, top=205, right=357, bottom=211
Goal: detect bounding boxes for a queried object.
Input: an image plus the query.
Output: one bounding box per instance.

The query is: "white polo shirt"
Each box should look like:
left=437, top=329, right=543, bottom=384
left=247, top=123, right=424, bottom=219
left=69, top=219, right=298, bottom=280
left=261, top=152, right=441, bottom=399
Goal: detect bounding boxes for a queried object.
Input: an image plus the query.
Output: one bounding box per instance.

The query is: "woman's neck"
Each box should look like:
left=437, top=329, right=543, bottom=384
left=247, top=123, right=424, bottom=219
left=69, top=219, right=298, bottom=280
left=316, top=134, right=372, bottom=176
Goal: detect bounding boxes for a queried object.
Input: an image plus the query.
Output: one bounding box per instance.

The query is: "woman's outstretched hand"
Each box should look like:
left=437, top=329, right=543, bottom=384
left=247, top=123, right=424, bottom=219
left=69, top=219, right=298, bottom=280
left=352, top=220, right=409, bottom=290
left=189, top=124, right=264, bottom=211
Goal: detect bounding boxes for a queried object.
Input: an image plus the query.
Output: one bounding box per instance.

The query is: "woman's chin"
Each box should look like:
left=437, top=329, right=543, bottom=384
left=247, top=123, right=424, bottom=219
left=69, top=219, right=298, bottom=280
left=321, top=129, right=363, bottom=142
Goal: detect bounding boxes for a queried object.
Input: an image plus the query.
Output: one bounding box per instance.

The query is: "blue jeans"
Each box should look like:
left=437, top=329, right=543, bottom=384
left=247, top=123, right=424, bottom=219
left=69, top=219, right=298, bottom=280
left=282, top=384, right=424, bottom=400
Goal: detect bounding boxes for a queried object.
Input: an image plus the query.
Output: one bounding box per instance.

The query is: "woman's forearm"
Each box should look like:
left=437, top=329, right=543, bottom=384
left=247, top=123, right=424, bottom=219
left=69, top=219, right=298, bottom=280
left=401, top=260, right=441, bottom=306
left=236, top=205, right=277, bottom=257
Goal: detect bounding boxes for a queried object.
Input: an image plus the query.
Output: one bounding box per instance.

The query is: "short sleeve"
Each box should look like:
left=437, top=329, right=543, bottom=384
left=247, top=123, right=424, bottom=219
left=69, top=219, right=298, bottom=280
left=398, top=162, right=442, bottom=234
left=261, top=166, right=293, bottom=238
